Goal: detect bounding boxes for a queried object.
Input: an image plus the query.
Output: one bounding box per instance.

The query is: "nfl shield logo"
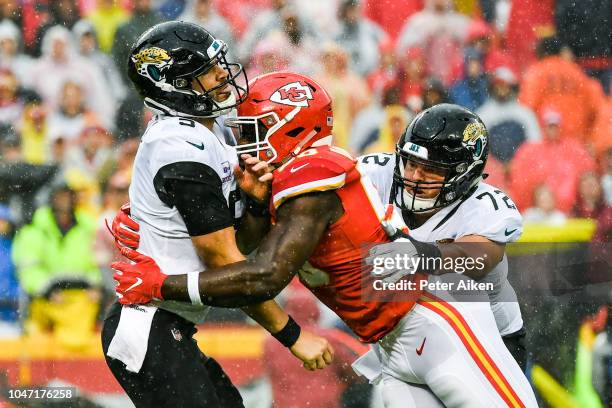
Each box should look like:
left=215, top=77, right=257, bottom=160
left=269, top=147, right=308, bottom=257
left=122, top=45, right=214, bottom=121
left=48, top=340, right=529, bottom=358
left=222, top=161, right=231, bottom=175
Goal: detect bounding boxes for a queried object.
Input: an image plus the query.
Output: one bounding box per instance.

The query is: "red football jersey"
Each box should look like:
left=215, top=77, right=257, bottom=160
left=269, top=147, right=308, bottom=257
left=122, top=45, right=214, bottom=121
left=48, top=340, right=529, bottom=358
left=271, top=145, right=424, bottom=343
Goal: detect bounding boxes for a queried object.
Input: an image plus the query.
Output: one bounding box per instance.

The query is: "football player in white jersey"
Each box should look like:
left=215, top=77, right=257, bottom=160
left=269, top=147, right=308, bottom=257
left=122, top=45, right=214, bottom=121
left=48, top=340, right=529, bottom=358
left=357, top=104, right=527, bottom=371
left=101, top=22, right=332, bottom=408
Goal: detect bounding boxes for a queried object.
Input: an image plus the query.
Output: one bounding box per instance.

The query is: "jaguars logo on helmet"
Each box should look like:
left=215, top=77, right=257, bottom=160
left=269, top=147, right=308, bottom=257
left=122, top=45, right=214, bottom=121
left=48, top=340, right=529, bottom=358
left=462, top=122, right=487, bottom=159
left=132, top=47, right=174, bottom=85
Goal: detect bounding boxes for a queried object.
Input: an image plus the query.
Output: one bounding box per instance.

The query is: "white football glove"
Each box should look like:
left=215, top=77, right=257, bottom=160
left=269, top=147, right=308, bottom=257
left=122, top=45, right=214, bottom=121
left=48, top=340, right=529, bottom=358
left=366, top=238, right=421, bottom=283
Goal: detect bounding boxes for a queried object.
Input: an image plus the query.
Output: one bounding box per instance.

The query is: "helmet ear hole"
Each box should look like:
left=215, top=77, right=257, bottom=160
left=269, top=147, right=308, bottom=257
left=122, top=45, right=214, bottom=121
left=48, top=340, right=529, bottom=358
left=285, top=127, right=305, bottom=138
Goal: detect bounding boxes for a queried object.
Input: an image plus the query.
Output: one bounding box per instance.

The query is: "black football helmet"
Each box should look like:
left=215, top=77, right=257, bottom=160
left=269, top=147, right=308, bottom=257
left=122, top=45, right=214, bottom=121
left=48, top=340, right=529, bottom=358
left=127, top=21, right=248, bottom=118
left=391, top=103, right=489, bottom=213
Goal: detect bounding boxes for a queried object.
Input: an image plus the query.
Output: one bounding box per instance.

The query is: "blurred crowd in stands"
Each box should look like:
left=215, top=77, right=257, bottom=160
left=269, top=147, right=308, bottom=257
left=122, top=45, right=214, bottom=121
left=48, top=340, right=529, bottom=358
left=0, top=0, right=610, bottom=405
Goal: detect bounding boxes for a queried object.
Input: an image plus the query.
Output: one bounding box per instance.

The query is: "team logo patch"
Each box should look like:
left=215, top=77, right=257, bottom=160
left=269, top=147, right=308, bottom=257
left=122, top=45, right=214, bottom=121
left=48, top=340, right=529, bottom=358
left=402, top=142, right=428, bottom=160
left=462, top=122, right=487, bottom=159
left=270, top=82, right=313, bottom=107
left=221, top=161, right=232, bottom=183
left=206, top=39, right=223, bottom=58
left=132, top=47, right=173, bottom=85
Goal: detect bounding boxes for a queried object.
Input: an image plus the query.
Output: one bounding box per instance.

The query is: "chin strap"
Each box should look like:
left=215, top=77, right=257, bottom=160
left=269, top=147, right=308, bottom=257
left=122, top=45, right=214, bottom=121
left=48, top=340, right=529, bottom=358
left=291, top=129, right=319, bottom=156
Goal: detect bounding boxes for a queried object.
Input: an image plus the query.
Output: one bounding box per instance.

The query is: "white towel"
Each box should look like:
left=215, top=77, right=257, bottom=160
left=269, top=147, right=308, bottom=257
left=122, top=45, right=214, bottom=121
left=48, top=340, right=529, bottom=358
left=351, top=348, right=383, bottom=385
left=107, top=304, right=157, bottom=373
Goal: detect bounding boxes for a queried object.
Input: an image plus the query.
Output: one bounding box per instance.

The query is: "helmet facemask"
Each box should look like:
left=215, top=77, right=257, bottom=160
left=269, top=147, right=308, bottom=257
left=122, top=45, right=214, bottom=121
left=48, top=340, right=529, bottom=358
left=228, top=105, right=307, bottom=164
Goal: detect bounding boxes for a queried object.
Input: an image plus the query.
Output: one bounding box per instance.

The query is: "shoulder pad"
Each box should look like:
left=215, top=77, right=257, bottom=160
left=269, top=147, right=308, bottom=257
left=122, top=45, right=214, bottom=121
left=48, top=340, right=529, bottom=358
left=455, top=183, right=523, bottom=243
left=272, top=146, right=356, bottom=210
left=144, top=118, right=222, bottom=173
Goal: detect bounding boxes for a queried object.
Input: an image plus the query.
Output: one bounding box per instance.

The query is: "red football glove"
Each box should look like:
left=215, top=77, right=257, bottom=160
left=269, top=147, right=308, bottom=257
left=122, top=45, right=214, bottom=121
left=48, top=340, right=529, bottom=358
left=106, top=203, right=140, bottom=250
left=111, top=247, right=167, bottom=305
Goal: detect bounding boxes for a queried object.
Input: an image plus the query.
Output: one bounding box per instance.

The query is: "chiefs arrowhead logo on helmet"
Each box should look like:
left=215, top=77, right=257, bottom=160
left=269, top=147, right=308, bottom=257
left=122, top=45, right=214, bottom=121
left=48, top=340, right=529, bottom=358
left=270, top=82, right=313, bottom=107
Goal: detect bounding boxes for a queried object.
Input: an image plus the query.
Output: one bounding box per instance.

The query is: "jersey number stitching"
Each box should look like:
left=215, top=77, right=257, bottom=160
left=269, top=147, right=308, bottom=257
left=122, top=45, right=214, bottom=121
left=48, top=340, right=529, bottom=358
left=361, top=154, right=392, bottom=166
left=476, top=190, right=516, bottom=211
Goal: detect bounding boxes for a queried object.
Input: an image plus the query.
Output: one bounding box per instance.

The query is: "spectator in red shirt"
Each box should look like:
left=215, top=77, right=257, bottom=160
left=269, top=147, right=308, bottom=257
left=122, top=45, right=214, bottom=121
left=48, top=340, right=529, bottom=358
left=366, top=39, right=398, bottom=99
left=483, top=155, right=509, bottom=193
left=572, top=172, right=609, bottom=220
left=464, top=19, right=517, bottom=76
left=510, top=107, right=596, bottom=213
left=263, top=287, right=368, bottom=408
left=505, top=0, right=555, bottom=72
left=363, top=0, right=423, bottom=40
left=396, top=0, right=470, bottom=86
left=397, top=47, right=427, bottom=109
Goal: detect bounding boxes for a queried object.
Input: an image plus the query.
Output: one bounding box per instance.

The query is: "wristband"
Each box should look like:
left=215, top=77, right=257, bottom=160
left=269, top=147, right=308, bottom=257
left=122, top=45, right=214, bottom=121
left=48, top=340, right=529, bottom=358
left=245, top=196, right=270, bottom=217
left=187, top=272, right=203, bottom=306
left=407, top=235, right=443, bottom=274
left=272, top=316, right=301, bottom=348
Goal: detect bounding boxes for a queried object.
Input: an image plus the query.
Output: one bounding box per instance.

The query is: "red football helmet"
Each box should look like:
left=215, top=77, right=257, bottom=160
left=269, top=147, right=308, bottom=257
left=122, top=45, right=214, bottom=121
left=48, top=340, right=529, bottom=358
left=227, top=72, right=333, bottom=164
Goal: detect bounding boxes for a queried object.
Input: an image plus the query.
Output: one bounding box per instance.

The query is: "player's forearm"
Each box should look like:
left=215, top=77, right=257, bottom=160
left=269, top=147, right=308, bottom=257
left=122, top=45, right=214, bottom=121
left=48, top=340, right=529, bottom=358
left=163, top=194, right=331, bottom=306
left=438, top=241, right=503, bottom=279
left=161, top=259, right=290, bottom=307
left=235, top=211, right=271, bottom=254
left=241, top=300, right=289, bottom=333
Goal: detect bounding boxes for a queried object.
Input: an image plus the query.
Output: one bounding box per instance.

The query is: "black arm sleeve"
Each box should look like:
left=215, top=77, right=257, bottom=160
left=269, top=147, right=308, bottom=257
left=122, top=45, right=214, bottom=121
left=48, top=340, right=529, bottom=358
left=153, top=161, right=233, bottom=236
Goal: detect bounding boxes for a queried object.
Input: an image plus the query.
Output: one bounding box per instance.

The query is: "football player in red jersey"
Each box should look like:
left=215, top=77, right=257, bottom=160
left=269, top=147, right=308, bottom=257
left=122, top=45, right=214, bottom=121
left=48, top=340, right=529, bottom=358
left=111, top=72, right=538, bottom=407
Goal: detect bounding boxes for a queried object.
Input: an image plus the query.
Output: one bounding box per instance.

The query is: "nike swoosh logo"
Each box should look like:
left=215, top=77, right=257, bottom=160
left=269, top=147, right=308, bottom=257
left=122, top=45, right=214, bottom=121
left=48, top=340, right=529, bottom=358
left=504, top=228, right=518, bottom=236
left=125, top=277, right=143, bottom=292
left=416, top=337, right=426, bottom=355
left=289, top=163, right=309, bottom=173
left=186, top=141, right=205, bottom=150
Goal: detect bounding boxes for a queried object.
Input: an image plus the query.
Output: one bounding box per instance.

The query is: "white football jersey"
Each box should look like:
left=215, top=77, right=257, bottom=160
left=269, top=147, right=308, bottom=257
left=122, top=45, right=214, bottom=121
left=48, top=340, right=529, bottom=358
left=358, top=152, right=524, bottom=336
left=129, top=115, right=244, bottom=323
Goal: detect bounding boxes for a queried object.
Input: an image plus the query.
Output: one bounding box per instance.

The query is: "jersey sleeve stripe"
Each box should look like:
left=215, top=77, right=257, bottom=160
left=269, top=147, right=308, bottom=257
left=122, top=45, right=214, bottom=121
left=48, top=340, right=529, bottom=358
left=272, top=174, right=346, bottom=209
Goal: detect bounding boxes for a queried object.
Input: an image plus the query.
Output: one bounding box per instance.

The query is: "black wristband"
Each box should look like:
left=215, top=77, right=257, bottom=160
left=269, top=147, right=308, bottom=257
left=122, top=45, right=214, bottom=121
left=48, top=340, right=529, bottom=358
left=272, top=316, right=301, bottom=348
left=407, top=235, right=443, bottom=274
left=245, top=195, right=270, bottom=217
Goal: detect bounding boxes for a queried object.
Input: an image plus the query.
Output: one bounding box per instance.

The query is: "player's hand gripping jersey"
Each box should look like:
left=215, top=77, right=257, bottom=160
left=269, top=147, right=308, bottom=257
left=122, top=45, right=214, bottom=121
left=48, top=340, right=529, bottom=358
left=271, top=146, right=426, bottom=343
